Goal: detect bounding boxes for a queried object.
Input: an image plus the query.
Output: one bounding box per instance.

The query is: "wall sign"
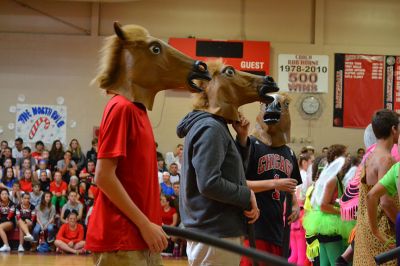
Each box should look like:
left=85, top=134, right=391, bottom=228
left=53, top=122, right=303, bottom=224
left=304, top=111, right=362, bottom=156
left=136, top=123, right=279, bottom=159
left=278, top=54, right=329, bottom=93
left=16, top=104, right=67, bottom=144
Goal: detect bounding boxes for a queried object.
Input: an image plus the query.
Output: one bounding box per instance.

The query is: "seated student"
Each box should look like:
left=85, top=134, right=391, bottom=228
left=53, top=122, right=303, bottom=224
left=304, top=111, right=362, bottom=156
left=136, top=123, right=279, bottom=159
left=0, top=147, right=16, bottom=167
left=0, top=188, right=15, bottom=252
left=54, top=211, right=85, bottom=255
left=33, top=191, right=56, bottom=243
left=60, top=191, right=83, bottom=224
left=39, top=171, right=51, bottom=192
left=67, top=176, right=80, bottom=195
left=84, top=182, right=99, bottom=227
left=16, top=147, right=36, bottom=173
left=50, top=171, right=67, bottom=210
left=17, top=158, right=33, bottom=179
left=86, top=138, right=98, bottom=165
left=16, top=193, right=35, bottom=252
left=160, top=194, right=178, bottom=254
left=35, top=160, right=52, bottom=181
left=169, top=162, right=180, bottom=184
left=0, top=166, right=17, bottom=190
left=79, top=160, right=95, bottom=185
left=19, top=169, right=33, bottom=193
left=30, top=182, right=43, bottom=207
left=9, top=182, right=22, bottom=206
left=56, top=151, right=77, bottom=184
left=31, top=141, right=45, bottom=163
left=160, top=171, right=174, bottom=196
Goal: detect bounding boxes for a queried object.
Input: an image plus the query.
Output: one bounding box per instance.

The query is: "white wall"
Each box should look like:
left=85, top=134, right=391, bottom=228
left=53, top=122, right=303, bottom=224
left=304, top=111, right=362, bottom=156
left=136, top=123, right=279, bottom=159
left=1, top=0, right=400, bottom=155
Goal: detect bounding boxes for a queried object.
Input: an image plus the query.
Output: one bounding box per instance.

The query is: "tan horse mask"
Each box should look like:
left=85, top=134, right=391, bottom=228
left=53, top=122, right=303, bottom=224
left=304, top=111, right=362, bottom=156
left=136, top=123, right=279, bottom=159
left=93, top=22, right=211, bottom=110
left=252, top=93, right=291, bottom=147
left=192, top=60, right=279, bottom=122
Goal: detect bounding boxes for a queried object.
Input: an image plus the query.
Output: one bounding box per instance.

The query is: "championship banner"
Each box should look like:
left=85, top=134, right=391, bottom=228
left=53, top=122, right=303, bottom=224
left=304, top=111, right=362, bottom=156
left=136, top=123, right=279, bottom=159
left=384, top=56, right=400, bottom=112
left=169, top=38, right=270, bottom=75
left=333, top=54, right=385, bottom=128
left=16, top=104, right=67, bottom=144
left=278, top=54, right=329, bottom=93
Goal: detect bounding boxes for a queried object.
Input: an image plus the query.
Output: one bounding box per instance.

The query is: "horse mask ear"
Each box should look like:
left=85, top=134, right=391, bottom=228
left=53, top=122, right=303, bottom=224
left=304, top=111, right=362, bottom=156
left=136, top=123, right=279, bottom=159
left=114, top=21, right=126, bottom=41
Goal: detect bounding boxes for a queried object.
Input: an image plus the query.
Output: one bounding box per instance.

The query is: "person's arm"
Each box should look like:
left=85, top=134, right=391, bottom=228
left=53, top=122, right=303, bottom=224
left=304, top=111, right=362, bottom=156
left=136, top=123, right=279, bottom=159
left=377, top=157, right=397, bottom=223
left=367, top=183, right=391, bottom=244
left=95, top=158, right=168, bottom=253
left=76, top=224, right=85, bottom=242
left=60, top=206, right=67, bottom=224
left=246, top=179, right=298, bottom=193
left=171, top=212, right=178, bottom=227
left=56, top=224, right=70, bottom=243
left=320, top=178, right=340, bottom=215
left=77, top=204, right=83, bottom=221
left=36, top=209, right=44, bottom=227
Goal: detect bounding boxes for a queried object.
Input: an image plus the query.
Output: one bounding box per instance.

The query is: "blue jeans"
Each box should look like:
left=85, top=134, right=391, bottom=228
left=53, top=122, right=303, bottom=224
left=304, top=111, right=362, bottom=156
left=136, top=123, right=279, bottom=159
left=33, top=223, right=56, bottom=242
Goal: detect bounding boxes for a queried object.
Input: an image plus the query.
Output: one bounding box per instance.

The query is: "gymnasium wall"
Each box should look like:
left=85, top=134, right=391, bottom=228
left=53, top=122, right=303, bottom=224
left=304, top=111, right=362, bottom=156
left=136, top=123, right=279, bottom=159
left=1, top=0, right=400, bottom=154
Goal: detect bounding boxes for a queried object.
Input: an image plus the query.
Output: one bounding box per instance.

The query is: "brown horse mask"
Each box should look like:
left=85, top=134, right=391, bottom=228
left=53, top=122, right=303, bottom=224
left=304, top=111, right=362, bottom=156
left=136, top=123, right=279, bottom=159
left=252, top=93, right=291, bottom=147
left=193, top=60, right=279, bottom=122
left=93, top=22, right=211, bottom=110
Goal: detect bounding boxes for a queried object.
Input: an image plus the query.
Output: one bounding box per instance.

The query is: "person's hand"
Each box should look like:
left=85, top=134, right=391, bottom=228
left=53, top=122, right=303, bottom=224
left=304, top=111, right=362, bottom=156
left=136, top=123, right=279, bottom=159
left=274, top=179, right=298, bottom=193
left=288, top=205, right=300, bottom=224
left=372, top=229, right=395, bottom=249
left=68, top=241, right=74, bottom=247
left=244, top=190, right=260, bottom=224
left=139, top=221, right=169, bottom=253
left=232, top=113, right=250, bottom=147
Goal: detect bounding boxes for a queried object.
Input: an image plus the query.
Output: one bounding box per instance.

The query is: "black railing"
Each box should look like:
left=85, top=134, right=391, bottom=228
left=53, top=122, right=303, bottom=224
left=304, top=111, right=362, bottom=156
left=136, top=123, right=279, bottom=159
left=162, top=225, right=293, bottom=266
left=374, top=246, right=400, bottom=265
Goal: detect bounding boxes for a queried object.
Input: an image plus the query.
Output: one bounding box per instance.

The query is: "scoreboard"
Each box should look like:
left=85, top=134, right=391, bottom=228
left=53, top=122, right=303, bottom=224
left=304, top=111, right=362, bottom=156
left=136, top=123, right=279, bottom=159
left=169, top=38, right=270, bottom=76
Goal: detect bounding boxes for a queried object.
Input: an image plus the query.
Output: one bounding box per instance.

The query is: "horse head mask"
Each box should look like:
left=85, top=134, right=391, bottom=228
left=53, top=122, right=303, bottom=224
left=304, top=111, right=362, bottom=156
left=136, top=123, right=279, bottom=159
left=192, top=59, right=279, bottom=122
left=93, top=22, right=211, bottom=110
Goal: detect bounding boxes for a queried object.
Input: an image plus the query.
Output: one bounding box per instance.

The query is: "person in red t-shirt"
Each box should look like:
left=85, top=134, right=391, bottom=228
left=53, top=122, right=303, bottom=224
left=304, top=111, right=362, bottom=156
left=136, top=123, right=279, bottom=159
left=85, top=94, right=168, bottom=263
left=160, top=194, right=177, bottom=227
left=54, top=211, right=85, bottom=254
left=50, top=171, right=67, bottom=209
left=84, top=22, right=211, bottom=266
left=31, top=141, right=45, bottom=163
left=19, top=169, right=33, bottom=193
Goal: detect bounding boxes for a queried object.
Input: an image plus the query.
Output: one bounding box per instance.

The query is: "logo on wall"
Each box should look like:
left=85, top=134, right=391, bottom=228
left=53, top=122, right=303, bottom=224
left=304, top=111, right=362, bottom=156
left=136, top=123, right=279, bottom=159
left=16, top=104, right=67, bottom=144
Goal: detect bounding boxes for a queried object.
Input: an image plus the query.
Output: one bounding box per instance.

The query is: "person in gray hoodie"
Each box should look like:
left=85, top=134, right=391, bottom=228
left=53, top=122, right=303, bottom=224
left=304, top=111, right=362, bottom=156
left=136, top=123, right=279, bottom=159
left=177, top=60, right=279, bottom=266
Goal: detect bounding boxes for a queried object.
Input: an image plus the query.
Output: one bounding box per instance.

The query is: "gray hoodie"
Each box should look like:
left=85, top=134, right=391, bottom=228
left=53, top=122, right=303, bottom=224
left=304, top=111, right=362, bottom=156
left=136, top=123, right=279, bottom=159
left=177, top=110, right=251, bottom=237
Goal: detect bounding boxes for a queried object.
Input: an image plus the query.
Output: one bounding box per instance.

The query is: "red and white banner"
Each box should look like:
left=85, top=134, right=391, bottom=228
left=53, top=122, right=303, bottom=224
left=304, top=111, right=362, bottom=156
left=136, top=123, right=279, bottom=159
left=333, top=53, right=395, bottom=128
left=278, top=54, right=329, bottom=93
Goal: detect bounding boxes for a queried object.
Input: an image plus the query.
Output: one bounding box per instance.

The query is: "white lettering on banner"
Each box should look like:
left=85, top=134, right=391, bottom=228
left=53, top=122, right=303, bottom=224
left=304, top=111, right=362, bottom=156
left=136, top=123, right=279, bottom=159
left=278, top=54, right=329, bottom=93
left=240, top=61, right=265, bottom=70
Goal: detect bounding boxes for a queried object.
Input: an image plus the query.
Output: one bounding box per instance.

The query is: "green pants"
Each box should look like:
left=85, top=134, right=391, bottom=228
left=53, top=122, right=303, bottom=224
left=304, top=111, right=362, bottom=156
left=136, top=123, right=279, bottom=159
left=51, top=195, right=67, bottom=209
left=319, top=240, right=346, bottom=266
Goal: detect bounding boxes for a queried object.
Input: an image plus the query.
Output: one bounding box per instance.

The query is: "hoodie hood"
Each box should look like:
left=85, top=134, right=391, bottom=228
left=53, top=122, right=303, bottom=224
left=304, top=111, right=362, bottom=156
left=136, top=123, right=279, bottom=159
left=177, top=110, right=217, bottom=138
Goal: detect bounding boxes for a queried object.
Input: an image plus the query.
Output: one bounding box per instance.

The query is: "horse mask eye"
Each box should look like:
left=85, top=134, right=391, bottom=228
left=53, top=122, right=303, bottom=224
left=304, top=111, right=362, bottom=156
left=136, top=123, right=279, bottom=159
left=149, top=44, right=161, bottom=54
left=223, top=67, right=235, bottom=77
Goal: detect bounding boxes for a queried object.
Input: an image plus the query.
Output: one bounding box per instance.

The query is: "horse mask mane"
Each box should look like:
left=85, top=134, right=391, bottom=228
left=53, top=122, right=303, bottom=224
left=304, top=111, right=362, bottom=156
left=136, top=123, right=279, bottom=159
left=92, top=22, right=210, bottom=110
left=192, top=59, right=279, bottom=122
left=251, top=93, right=291, bottom=147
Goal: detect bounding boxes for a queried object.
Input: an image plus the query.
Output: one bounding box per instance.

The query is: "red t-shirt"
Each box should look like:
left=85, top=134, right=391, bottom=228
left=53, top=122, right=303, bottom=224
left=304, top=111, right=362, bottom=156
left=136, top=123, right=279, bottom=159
left=56, top=223, right=84, bottom=244
left=161, top=207, right=176, bottom=226
left=19, top=179, right=33, bottom=193
left=49, top=181, right=68, bottom=194
left=85, top=95, right=161, bottom=252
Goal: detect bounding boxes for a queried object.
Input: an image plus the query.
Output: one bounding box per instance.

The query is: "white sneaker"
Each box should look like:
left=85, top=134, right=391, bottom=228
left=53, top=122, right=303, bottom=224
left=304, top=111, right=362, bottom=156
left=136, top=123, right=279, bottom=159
left=18, top=244, right=24, bottom=252
left=24, top=234, right=34, bottom=242
left=0, top=245, right=11, bottom=252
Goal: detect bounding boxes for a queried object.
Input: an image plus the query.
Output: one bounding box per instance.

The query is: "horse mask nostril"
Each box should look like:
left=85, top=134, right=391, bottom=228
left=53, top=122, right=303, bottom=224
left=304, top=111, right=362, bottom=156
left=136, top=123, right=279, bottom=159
left=195, top=61, right=208, bottom=73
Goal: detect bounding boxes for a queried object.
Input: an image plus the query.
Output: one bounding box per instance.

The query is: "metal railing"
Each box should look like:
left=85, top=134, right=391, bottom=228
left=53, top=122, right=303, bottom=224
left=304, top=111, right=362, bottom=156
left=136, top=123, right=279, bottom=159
left=162, top=225, right=293, bottom=266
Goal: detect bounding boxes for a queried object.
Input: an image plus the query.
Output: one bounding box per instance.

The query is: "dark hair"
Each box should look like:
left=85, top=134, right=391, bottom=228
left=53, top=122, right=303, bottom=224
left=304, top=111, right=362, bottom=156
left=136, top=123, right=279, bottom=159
left=0, top=188, right=10, bottom=202
left=68, top=210, right=78, bottom=218
left=15, top=137, right=23, bottom=143
left=298, top=153, right=311, bottom=166
left=173, top=181, right=180, bottom=186
left=326, top=144, right=347, bottom=163
left=49, top=140, right=65, bottom=161
left=2, top=167, right=15, bottom=182
left=91, top=138, right=98, bottom=145
left=35, top=141, right=44, bottom=147
left=372, top=109, right=399, bottom=139
left=312, top=155, right=327, bottom=182
left=1, top=140, right=8, bottom=146
left=23, top=146, right=31, bottom=153
left=170, top=162, right=178, bottom=167
left=39, top=192, right=52, bottom=211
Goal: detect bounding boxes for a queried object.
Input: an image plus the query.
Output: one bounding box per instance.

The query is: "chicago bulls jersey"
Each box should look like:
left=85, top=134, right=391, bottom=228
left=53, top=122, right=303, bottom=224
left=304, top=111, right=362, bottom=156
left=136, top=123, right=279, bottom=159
left=246, top=136, right=302, bottom=246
